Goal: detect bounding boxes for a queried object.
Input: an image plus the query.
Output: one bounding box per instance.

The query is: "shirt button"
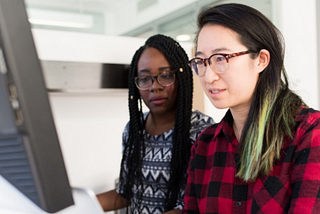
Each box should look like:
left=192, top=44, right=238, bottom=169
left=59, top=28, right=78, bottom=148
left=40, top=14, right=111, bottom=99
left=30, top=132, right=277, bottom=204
left=236, top=202, right=242, bottom=207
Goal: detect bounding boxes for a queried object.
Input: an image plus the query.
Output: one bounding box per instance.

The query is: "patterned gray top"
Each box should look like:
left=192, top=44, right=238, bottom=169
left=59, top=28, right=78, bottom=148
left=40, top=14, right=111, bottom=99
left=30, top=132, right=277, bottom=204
left=116, top=110, right=214, bottom=214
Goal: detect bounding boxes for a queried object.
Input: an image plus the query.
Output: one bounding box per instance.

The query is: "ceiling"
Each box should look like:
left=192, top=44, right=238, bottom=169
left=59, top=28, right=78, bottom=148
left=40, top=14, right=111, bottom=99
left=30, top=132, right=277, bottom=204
left=24, top=0, right=272, bottom=42
left=25, top=0, right=118, bottom=13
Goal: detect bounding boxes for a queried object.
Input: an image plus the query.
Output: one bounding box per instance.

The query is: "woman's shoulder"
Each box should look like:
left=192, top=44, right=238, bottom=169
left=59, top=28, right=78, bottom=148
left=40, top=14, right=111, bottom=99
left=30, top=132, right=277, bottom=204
left=191, top=110, right=215, bottom=125
left=189, top=110, right=215, bottom=142
left=292, top=107, right=320, bottom=142
left=296, top=107, right=320, bottom=126
left=190, top=110, right=215, bottom=132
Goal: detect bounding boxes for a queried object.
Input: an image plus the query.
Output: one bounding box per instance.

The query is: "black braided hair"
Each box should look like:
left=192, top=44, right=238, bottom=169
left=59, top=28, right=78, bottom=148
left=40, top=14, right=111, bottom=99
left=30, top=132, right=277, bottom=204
left=119, top=34, right=193, bottom=212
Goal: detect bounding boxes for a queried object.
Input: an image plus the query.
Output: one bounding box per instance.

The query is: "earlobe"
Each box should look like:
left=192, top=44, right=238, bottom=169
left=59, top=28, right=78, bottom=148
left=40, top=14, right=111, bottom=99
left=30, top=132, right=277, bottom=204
left=257, top=49, right=270, bottom=73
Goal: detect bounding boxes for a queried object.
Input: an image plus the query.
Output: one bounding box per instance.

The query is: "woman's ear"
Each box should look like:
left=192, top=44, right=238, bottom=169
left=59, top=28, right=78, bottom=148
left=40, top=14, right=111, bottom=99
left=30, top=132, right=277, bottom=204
left=256, top=49, right=270, bottom=73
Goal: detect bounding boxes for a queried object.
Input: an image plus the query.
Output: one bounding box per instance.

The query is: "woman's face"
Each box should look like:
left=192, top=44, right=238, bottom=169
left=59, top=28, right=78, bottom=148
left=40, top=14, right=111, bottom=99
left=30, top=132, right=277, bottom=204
left=196, top=24, right=262, bottom=112
left=137, top=47, right=178, bottom=116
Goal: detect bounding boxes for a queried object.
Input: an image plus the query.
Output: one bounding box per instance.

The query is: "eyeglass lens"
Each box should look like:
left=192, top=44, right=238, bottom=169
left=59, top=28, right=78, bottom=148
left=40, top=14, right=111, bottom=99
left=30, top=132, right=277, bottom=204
left=135, top=69, right=175, bottom=90
left=190, top=55, right=228, bottom=76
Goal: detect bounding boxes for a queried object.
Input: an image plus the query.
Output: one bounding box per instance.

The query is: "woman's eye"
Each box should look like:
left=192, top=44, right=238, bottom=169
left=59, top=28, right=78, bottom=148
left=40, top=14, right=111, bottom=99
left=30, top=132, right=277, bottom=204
left=160, top=74, right=172, bottom=79
left=215, top=56, right=226, bottom=62
left=139, top=77, right=150, bottom=82
left=195, top=59, right=204, bottom=65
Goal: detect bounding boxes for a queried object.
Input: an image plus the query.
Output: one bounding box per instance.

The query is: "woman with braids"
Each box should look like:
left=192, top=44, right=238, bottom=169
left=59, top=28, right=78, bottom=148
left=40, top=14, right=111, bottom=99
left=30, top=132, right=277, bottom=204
left=183, top=3, right=320, bottom=214
left=97, top=34, right=214, bottom=214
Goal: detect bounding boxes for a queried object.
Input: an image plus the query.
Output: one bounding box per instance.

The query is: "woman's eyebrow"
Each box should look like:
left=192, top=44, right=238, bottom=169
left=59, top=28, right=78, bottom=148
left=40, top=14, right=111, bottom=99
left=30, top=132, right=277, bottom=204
left=138, top=69, right=150, bottom=74
left=195, top=47, right=231, bottom=57
left=159, top=66, right=172, bottom=71
left=195, top=51, right=204, bottom=57
left=138, top=66, right=171, bottom=75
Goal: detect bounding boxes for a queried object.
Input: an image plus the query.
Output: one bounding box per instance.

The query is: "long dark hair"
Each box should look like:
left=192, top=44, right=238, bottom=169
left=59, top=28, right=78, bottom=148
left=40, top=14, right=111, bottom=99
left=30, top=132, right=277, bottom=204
left=119, top=34, right=193, bottom=211
left=196, top=3, right=304, bottom=181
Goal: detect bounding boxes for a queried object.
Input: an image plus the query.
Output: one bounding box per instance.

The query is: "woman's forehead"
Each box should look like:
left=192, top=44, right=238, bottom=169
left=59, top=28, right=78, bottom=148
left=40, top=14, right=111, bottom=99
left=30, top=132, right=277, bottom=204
left=197, top=25, right=243, bottom=54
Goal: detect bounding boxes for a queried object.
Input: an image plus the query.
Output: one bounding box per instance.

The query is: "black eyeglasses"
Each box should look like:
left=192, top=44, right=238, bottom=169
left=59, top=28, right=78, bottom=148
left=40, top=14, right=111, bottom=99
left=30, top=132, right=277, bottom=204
left=134, top=68, right=176, bottom=90
left=188, top=50, right=255, bottom=76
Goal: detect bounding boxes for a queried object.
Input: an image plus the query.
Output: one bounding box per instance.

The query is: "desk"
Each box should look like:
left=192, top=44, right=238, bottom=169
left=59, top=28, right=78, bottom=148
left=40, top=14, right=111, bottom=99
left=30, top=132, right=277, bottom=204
left=0, top=176, right=104, bottom=214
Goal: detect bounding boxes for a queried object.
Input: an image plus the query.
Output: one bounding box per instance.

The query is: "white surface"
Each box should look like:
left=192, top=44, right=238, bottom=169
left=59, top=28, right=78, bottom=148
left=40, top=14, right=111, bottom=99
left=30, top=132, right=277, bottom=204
left=48, top=91, right=129, bottom=195
left=0, top=175, right=45, bottom=214
left=273, top=0, right=319, bottom=109
left=32, top=29, right=145, bottom=64
left=0, top=175, right=104, bottom=214
left=58, top=188, right=105, bottom=214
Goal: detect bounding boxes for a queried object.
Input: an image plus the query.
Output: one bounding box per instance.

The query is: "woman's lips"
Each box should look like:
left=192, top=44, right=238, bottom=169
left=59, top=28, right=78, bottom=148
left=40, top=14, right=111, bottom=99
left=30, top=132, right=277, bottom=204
left=150, top=97, right=167, bottom=105
left=208, top=88, right=226, bottom=98
left=210, top=89, right=225, bottom=94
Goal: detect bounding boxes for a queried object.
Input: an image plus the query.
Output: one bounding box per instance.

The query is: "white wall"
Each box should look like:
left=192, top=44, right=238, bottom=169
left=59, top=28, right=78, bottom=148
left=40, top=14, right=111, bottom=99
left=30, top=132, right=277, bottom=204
left=105, top=0, right=213, bottom=35
left=49, top=91, right=128, bottom=194
left=32, top=29, right=145, bottom=64
left=273, top=0, right=319, bottom=109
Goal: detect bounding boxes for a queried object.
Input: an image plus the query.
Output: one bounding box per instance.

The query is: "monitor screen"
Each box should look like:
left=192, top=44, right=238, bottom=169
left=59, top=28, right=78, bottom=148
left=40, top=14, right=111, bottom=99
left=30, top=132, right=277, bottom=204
left=0, top=0, right=74, bottom=212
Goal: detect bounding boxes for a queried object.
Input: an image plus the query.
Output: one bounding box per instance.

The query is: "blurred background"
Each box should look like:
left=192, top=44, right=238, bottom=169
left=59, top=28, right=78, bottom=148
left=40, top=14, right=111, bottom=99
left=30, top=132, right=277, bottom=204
left=24, top=0, right=271, bottom=42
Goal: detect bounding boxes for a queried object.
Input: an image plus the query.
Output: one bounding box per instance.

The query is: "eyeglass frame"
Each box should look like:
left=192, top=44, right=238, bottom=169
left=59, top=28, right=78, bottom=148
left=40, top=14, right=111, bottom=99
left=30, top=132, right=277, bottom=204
left=134, top=68, right=176, bottom=90
left=188, top=50, right=256, bottom=76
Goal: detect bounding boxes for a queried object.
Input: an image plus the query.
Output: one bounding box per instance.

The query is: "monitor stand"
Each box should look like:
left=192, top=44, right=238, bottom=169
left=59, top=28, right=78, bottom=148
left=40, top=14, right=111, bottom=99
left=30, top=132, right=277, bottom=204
left=0, top=175, right=105, bottom=214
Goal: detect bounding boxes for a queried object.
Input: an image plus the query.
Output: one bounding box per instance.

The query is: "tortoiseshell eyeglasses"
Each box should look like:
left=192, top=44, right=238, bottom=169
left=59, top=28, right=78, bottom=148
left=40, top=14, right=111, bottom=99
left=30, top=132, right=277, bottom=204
left=188, top=50, right=256, bottom=76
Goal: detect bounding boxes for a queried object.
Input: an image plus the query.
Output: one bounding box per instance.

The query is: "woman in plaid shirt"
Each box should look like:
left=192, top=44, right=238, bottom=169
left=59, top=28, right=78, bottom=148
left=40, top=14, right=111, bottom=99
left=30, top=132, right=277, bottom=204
left=184, top=3, right=320, bottom=214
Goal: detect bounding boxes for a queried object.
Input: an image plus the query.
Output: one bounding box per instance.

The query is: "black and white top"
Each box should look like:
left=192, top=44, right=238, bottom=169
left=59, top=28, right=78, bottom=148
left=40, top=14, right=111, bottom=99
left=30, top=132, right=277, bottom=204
left=116, top=110, right=214, bottom=214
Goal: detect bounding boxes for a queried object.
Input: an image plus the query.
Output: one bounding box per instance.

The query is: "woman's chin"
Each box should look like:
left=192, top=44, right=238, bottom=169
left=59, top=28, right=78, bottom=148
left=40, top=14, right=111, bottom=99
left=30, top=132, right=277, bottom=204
left=210, top=101, right=228, bottom=110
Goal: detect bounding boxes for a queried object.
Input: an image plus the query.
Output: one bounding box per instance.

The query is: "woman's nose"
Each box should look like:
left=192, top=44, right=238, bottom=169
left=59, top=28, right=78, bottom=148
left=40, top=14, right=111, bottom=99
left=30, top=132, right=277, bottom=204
left=203, top=65, right=220, bottom=83
left=148, top=77, right=163, bottom=91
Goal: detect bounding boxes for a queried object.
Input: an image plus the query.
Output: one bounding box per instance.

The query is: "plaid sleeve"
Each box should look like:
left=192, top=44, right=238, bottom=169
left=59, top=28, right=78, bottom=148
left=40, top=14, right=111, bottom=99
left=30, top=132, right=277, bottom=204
left=289, top=110, right=320, bottom=213
left=183, top=124, right=217, bottom=213
left=182, top=139, right=200, bottom=213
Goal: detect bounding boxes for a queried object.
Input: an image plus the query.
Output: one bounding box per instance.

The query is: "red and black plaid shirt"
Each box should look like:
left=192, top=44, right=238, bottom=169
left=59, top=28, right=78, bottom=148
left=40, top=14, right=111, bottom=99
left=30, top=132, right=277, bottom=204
left=183, top=108, right=320, bottom=214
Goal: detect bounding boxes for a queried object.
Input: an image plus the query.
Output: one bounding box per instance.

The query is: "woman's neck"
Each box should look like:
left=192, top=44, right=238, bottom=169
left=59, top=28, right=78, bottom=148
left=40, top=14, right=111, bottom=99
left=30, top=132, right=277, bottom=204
left=145, top=111, right=176, bottom=136
left=230, top=107, right=249, bottom=141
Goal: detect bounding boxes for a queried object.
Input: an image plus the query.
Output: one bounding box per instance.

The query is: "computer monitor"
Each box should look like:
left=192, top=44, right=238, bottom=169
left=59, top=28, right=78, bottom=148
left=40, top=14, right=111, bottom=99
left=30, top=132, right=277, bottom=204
left=0, top=0, right=74, bottom=213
